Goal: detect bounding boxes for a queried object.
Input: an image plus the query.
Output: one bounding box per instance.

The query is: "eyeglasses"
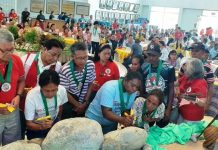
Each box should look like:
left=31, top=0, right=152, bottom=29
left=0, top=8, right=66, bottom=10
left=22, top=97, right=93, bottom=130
left=74, top=56, right=88, bottom=61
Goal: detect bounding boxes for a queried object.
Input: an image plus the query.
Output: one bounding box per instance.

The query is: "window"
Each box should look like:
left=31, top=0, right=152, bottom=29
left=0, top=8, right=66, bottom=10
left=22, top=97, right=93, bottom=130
left=149, top=7, right=180, bottom=29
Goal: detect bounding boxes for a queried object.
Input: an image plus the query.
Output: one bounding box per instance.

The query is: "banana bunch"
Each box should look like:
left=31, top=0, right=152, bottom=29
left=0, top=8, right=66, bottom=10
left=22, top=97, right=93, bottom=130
left=36, top=116, right=52, bottom=121
left=0, top=103, right=15, bottom=112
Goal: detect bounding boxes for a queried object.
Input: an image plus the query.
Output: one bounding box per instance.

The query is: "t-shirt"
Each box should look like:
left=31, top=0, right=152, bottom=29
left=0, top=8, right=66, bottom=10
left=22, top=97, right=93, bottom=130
left=0, top=12, right=5, bottom=22
left=85, top=80, right=137, bottom=126
left=25, top=85, right=68, bottom=121
left=91, top=27, right=101, bottom=42
left=0, top=54, right=24, bottom=103
left=94, top=61, right=120, bottom=91
left=59, top=60, right=96, bottom=102
left=132, top=97, right=165, bottom=128
left=143, top=61, right=176, bottom=100
left=179, top=75, right=207, bottom=121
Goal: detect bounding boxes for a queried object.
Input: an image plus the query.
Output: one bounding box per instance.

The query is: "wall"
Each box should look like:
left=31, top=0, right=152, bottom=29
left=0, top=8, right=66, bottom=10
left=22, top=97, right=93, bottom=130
left=140, top=0, right=218, bottom=31
left=88, top=0, right=141, bottom=20
left=180, top=8, right=203, bottom=31
left=0, top=0, right=16, bottom=16
left=16, top=0, right=89, bottom=20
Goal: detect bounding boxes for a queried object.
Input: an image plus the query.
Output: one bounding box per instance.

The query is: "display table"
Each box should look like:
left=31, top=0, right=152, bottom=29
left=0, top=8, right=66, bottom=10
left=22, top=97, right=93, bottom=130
left=160, top=116, right=214, bottom=150
left=115, top=47, right=131, bottom=63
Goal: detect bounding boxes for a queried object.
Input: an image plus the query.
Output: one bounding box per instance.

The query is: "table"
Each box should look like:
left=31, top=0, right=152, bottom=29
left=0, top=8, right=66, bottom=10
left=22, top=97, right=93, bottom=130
left=115, top=47, right=131, bottom=63
left=160, top=116, right=214, bottom=150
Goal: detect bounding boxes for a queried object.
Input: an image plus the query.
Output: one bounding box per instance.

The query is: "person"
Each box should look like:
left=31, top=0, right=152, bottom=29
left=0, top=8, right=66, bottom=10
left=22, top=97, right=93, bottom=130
left=0, top=7, right=5, bottom=23
left=189, top=42, right=214, bottom=115
left=167, top=50, right=179, bottom=69
left=131, top=39, right=142, bottom=57
left=91, top=44, right=120, bottom=101
left=59, top=42, right=96, bottom=119
left=124, top=34, right=134, bottom=48
left=132, top=89, right=165, bottom=130
left=86, top=71, right=142, bottom=134
left=49, top=11, right=55, bottom=20
left=143, top=43, right=176, bottom=127
left=129, top=55, right=144, bottom=73
left=25, top=70, right=68, bottom=140
left=206, top=68, right=218, bottom=117
left=58, top=12, right=64, bottom=20
left=112, top=19, right=119, bottom=31
left=177, top=58, right=208, bottom=123
left=20, top=39, right=64, bottom=139
left=21, top=8, right=30, bottom=25
left=83, top=28, right=92, bottom=53
left=0, top=29, right=25, bottom=145
left=91, top=21, right=101, bottom=54
left=9, top=9, right=17, bottom=22
left=36, top=10, right=45, bottom=30
left=66, top=14, right=76, bottom=29
left=159, top=41, right=170, bottom=61
left=78, top=14, right=86, bottom=29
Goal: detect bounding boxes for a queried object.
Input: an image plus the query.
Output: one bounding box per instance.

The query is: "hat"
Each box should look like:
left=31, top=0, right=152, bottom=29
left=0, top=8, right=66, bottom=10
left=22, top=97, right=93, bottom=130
left=147, top=43, right=161, bottom=56
left=189, top=42, right=206, bottom=52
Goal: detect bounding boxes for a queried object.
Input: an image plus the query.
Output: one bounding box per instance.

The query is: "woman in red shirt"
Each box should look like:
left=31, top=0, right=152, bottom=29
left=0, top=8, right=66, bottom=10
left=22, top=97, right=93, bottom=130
left=178, top=58, right=208, bottom=123
left=9, top=9, right=17, bottom=22
left=91, top=44, right=120, bottom=101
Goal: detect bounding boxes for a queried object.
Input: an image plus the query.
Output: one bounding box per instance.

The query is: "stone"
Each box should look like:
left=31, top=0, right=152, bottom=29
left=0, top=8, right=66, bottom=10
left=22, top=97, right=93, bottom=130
left=41, top=117, right=104, bottom=150
left=0, top=140, right=41, bottom=150
left=102, top=127, right=147, bottom=150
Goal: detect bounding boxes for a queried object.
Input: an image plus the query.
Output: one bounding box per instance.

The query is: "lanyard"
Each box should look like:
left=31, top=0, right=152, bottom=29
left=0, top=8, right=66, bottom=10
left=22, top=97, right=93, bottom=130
left=0, top=58, right=12, bottom=84
left=69, top=61, right=87, bottom=86
left=40, top=91, right=57, bottom=116
left=142, top=101, right=157, bottom=119
left=34, top=52, right=41, bottom=75
left=118, top=79, right=130, bottom=113
left=148, top=60, right=163, bottom=86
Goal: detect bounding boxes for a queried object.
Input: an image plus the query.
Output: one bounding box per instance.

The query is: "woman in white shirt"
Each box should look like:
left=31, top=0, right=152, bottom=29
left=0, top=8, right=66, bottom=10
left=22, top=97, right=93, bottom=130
left=24, top=70, right=68, bottom=140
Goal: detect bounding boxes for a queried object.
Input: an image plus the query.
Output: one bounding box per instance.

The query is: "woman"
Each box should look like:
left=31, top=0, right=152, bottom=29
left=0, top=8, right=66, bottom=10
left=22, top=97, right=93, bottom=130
left=167, top=50, right=179, bottom=69
left=132, top=89, right=165, bottom=131
left=91, top=44, right=120, bottom=101
left=86, top=71, right=142, bottom=134
left=9, top=9, right=17, bottom=22
left=129, top=55, right=144, bottom=73
left=24, top=70, right=68, bottom=140
left=177, top=58, right=208, bottom=123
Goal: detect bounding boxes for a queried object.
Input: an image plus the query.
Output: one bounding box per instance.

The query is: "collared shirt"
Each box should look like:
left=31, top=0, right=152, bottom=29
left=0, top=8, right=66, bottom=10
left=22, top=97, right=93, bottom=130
left=25, top=85, right=68, bottom=121
left=59, top=60, right=96, bottom=102
left=0, top=54, right=24, bottom=103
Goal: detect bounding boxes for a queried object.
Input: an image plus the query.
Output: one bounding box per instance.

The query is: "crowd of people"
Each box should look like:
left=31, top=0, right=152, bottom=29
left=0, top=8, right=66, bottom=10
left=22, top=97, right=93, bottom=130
left=0, top=6, right=217, bottom=147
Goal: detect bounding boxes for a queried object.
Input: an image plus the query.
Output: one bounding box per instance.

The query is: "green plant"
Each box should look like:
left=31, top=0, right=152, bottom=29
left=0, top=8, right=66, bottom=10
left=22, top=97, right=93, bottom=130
left=8, top=25, right=19, bottom=39
left=24, top=29, right=38, bottom=44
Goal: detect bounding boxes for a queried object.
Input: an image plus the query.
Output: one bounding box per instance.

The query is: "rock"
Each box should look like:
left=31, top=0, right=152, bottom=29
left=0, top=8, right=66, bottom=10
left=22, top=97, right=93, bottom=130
left=42, top=118, right=104, bottom=150
left=1, top=140, right=41, bottom=150
left=102, top=127, right=147, bottom=150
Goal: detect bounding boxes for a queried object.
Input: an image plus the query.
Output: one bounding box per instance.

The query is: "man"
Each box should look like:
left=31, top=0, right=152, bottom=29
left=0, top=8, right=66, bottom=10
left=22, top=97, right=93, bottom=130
left=0, top=29, right=25, bottom=145
left=143, top=43, right=176, bottom=127
left=21, top=8, right=30, bottom=25
left=78, top=14, right=86, bottom=30
left=91, top=21, right=101, bottom=54
left=20, top=39, right=64, bottom=139
left=59, top=42, right=96, bottom=119
left=86, top=71, right=142, bottom=134
left=66, top=14, right=76, bottom=30
left=190, top=42, right=214, bottom=114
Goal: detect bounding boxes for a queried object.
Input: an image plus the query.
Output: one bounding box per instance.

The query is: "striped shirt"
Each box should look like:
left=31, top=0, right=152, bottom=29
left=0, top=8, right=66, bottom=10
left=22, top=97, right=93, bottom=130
left=59, top=60, right=96, bottom=102
left=204, top=63, right=214, bottom=84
